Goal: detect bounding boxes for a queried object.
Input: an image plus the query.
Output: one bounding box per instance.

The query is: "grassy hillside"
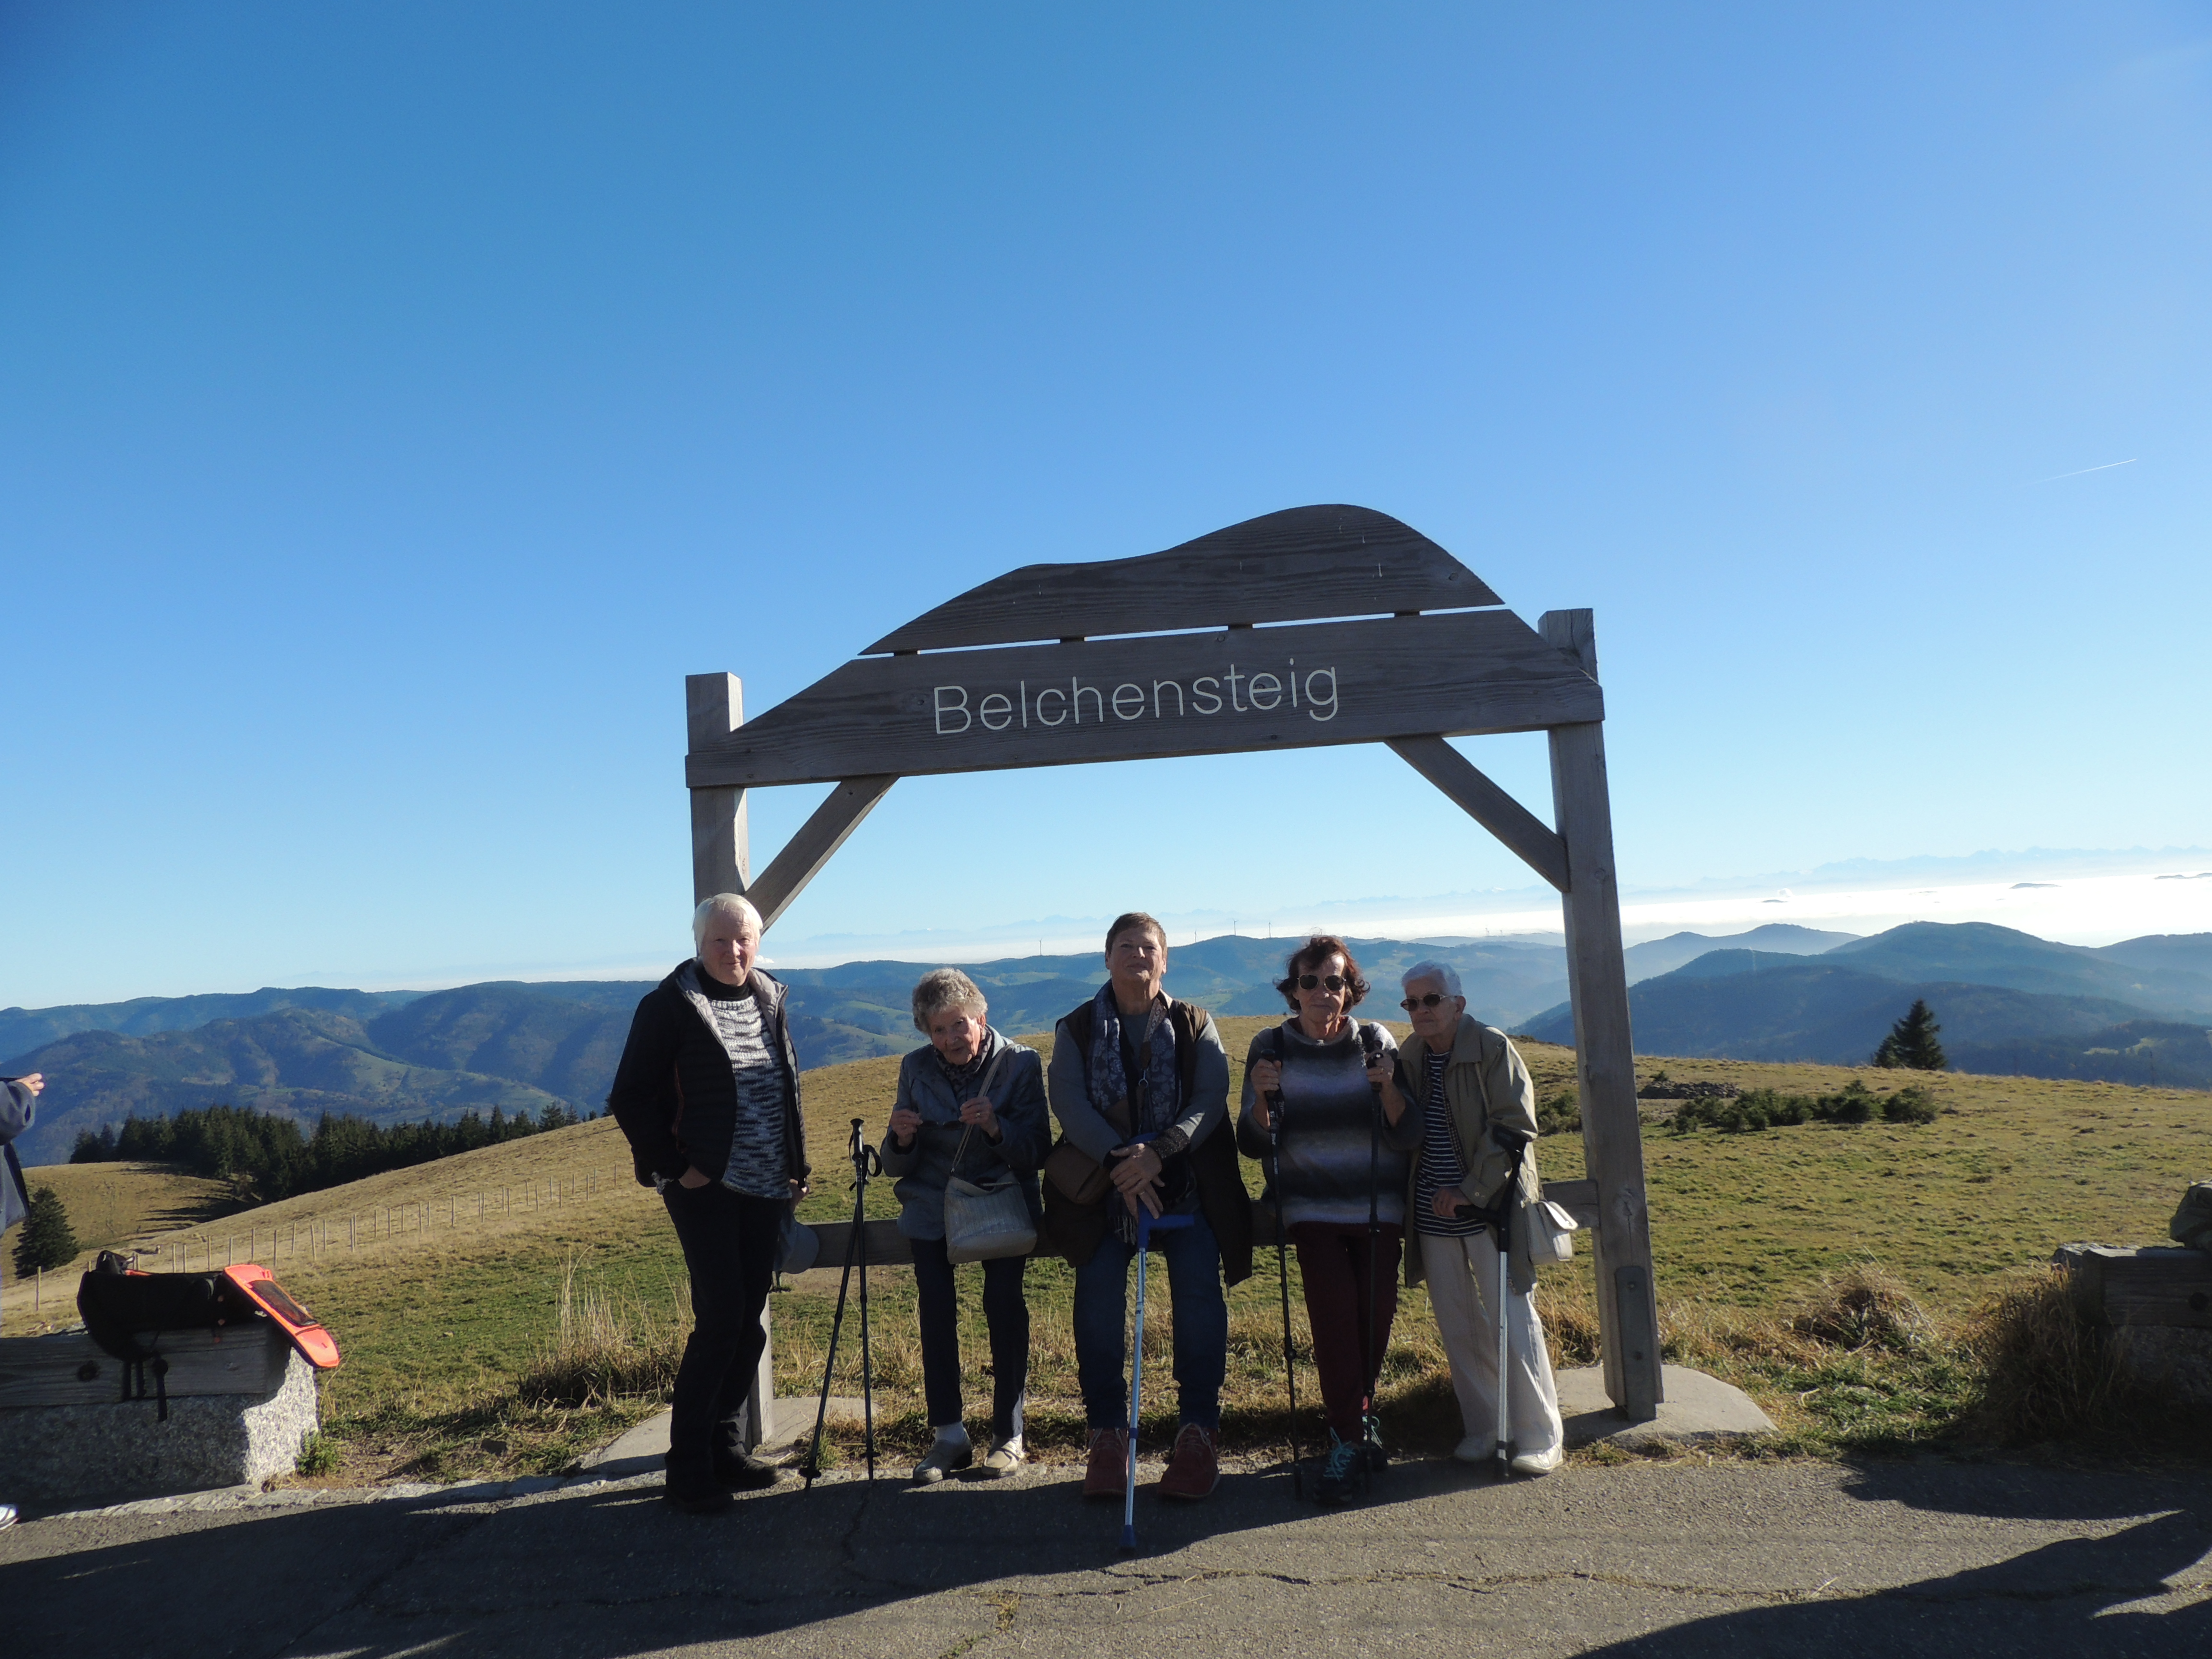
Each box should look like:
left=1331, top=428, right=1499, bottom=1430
left=7, top=1022, right=2204, bottom=1483
left=6, top=1161, right=240, bottom=1273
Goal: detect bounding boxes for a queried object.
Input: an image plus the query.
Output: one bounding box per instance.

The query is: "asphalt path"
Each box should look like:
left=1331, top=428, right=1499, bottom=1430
left=7, top=1456, right=2210, bottom=1657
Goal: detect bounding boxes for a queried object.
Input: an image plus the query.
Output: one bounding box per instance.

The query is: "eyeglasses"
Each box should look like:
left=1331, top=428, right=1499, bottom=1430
left=1297, top=974, right=1347, bottom=992
left=1399, top=993, right=1454, bottom=1010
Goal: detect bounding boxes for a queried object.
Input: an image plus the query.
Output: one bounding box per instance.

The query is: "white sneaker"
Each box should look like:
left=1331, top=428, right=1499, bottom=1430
left=1452, top=1435, right=1490, bottom=1464
left=978, top=1436, right=1026, bottom=1476
left=0, top=1502, right=16, bottom=1530
left=1509, top=1445, right=1563, bottom=1477
left=912, top=1436, right=974, bottom=1483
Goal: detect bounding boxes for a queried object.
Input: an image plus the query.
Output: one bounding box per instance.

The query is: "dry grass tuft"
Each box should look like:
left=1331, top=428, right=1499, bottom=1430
left=1958, top=1265, right=2124, bottom=1445
left=1790, top=1264, right=1936, bottom=1354
left=516, top=1252, right=690, bottom=1407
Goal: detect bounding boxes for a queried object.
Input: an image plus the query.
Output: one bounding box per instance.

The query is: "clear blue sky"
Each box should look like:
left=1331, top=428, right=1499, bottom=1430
left=3, top=3, right=2207, bottom=1004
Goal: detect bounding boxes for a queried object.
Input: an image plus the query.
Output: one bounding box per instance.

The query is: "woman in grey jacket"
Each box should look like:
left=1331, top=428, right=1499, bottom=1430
left=882, top=969, right=1048, bottom=1481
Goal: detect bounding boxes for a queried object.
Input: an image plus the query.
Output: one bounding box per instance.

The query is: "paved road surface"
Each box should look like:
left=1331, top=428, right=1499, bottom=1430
left=7, top=1456, right=2209, bottom=1657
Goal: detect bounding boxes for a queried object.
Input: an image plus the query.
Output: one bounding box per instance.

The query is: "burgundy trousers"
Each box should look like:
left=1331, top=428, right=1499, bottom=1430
left=1290, top=1220, right=1404, bottom=1441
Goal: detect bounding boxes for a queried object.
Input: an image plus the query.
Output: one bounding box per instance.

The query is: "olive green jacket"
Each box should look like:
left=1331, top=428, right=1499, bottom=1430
left=1394, top=1014, right=1544, bottom=1292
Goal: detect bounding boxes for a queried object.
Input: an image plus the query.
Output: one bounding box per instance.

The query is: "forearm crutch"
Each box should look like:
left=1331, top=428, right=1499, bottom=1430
left=1121, top=1203, right=1193, bottom=1553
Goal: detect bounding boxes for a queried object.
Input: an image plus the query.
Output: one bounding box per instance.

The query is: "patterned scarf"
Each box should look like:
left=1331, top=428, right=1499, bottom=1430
left=1087, top=982, right=1179, bottom=1137
left=932, top=1028, right=996, bottom=1107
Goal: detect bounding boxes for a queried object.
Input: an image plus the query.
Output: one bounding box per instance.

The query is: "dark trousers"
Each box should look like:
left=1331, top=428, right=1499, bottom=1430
left=1072, top=1208, right=1228, bottom=1432
left=909, top=1235, right=1030, bottom=1438
left=1291, top=1220, right=1403, bottom=1441
left=661, top=1181, right=783, bottom=1483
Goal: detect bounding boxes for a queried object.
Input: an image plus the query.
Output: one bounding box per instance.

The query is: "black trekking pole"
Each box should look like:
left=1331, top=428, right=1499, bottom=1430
left=1361, top=1039, right=1383, bottom=1493
left=852, top=1118, right=878, bottom=1481
left=1489, top=1128, right=1532, bottom=1480
left=1264, top=1083, right=1303, bottom=1497
left=799, top=1117, right=880, bottom=1486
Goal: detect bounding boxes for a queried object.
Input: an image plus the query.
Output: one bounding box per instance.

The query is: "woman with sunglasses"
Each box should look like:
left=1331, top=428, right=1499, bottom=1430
left=1391, top=959, right=1563, bottom=1475
left=1238, top=936, right=1415, bottom=1503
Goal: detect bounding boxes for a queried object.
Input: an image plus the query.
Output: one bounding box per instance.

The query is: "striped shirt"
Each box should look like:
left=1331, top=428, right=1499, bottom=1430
left=705, top=989, right=791, bottom=1199
left=1413, top=1045, right=1481, bottom=1238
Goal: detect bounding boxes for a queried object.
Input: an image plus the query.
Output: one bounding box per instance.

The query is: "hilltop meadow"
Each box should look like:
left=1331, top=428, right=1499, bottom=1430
left=7, top=1018, right=2206, bottom=1485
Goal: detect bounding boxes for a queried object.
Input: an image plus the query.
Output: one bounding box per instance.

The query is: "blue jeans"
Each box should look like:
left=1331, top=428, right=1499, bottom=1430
left=1072, top=1208, right=1228, bottom=1432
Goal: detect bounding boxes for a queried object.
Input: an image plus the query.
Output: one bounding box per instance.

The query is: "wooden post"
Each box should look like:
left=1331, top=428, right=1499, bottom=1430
left=686, top=673, right=750, bottom=901
left=687, top=668, right=780, bottom=1449
left=1540, top=608, right=1662, bottom=1421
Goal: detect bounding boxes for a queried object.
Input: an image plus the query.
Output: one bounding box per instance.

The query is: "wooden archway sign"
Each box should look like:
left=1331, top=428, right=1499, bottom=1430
left=685, top=504, right=1662, bottom=1429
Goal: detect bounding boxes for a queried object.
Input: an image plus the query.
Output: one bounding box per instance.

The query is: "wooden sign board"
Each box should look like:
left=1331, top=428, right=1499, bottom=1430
left=690, top=611, right=1601, bottom=790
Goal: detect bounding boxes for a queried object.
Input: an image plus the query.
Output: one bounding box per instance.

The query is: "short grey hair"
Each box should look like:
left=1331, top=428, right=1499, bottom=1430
left=912, top=967, right=988, bottom=1034
left=1401, top=959, right=1463, bottom=999
left=692, top=892, right=764, bottom=951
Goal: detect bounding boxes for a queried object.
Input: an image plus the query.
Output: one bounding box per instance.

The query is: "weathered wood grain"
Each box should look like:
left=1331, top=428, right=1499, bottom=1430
left=1541, top=607, right=1661, bottom=1421
left=749, top=775, right=898, bottom=932
left=690, top=611, right=1603, bottom=790
left=2056, top=1244, right=2212, bottom=1330
left=806, top=1218, right=917, bottom=1267
left=1388, top=735, right=1569, bottom=892
left=866, top=505, right=1503, bottom=654
left=685, top=673, right=749, bottom=901
left=1539, top=1177, right=1601, bottom=1232
left=0, top=1322, right=289, bottom=1409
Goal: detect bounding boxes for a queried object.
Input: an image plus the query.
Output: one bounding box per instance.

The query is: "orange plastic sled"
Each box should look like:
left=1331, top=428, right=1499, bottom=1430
left=223, top=1263, right=342, bottom=1369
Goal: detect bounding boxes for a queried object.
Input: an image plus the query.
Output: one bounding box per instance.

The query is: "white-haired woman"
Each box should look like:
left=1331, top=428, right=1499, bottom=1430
left=882, top=968, right=1048, bottom=1480
left=1390, top=959, right=1563, bottom=1474
left=608, top=893, right=809, bottom=1515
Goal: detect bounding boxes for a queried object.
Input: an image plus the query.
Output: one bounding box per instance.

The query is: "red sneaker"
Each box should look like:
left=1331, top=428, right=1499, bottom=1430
left=1082, top=1426, right=1129, bottom=1501
left=1157, top=1423, right=1219, bottom=1501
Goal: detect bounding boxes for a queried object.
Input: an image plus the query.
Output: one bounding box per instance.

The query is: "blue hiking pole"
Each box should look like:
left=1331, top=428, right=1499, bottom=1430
left=1122, top=1205, right=1194, bottom=1553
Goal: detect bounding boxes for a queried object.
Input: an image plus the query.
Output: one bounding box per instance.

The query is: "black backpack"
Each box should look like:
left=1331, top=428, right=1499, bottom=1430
left=77, top=1252, right=257, bottom=1419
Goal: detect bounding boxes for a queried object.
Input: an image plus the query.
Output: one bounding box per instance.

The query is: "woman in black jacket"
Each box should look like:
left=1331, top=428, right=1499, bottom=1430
left=608, top=893, right=809, bottom=1515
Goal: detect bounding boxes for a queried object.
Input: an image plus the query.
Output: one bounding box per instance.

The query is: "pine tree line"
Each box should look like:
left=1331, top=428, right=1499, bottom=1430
left=67, top=1099, right=595, bottom=1202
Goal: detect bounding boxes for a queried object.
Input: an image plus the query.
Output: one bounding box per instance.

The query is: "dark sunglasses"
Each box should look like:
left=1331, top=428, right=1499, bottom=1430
left=1399, top=992, right=1453, bottom=1010
left=1297, top=973, right=1347, bottom=992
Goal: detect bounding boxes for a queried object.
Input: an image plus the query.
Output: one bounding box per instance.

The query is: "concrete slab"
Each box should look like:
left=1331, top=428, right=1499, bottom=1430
left=579, top=1398, right=870, bottom=1480
left=1557, top=1363, right=1775, bottom=1448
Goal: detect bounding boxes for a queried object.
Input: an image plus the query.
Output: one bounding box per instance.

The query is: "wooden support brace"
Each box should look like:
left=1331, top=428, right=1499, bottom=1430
left=686, top=673, right=750, bottom=901
left=1540, top=608, right=1662, bottom=1421
left=746, top=775, right=899, bottom=932
left=1387, top=734, right=1569, bottom=892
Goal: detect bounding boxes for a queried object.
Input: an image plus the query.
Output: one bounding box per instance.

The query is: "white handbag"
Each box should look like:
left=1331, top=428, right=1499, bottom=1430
left=1527, top=1198, right=1582, bottom=1264
left=941, top=1049, right=1038, bottom=1264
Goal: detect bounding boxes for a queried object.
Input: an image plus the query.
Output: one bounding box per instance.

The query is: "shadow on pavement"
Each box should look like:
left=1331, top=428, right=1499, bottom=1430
left=1577, top=1509, right=2212, bottom=1659
left=2, top=1465, right=1340, bottom=1659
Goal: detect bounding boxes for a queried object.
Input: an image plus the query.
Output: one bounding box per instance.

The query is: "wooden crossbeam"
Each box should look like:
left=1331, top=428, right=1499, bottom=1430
left=1387, top=735, right=1569, bottom=892
left=746, top=775, right=898, bottom=931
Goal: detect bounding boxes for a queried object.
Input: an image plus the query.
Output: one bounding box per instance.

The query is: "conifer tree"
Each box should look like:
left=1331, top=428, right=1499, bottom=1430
left=1873, top=999, right=1947, bottom=1070
left=12, top=1185, right=80, bottom=1275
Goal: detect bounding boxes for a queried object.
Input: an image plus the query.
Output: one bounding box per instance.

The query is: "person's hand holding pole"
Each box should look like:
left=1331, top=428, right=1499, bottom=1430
left=1247, top=1057, right=1283, bottom=1129
left=1109, top=1142, right=1164, bottom=1217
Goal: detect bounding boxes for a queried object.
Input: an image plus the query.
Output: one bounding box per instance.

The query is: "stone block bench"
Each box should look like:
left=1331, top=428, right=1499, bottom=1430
left=0, top=1321, right=316, bottom=1503
left=2054, top=1243, right=2212, bottom=1406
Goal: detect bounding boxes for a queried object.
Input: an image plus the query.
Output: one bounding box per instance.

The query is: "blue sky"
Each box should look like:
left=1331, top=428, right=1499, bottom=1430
left=3, top=3, right=2208, bottom=1004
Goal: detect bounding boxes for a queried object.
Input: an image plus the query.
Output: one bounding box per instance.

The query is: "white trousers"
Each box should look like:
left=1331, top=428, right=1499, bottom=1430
left=1419, top=1229, right=1564, bottom=1457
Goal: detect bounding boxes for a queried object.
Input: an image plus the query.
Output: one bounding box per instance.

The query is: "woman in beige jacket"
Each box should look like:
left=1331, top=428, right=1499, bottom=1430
left=1392, top=961, right=1563, bottom=1474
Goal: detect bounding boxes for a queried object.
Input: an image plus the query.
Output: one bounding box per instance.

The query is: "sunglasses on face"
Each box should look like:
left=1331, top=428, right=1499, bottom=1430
left=1297, top=974, right=1347, bottom=992
left=1399, top=993, right=1453, bottom=1010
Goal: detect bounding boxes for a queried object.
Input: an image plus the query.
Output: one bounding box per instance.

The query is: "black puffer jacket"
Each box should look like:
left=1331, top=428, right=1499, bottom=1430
left=607, top=961, right=809, bottom=1191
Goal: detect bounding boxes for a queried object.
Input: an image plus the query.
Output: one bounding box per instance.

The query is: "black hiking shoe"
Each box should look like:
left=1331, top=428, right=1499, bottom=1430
left=1310, top=1431, right=1374, bottom=1506
left=713, top=1448, right=785, bottom=1491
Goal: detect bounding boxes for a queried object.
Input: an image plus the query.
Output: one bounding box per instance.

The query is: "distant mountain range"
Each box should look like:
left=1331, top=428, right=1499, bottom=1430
left=8, top=921, right=2208, bottom=1162
left=1520, top=924, right=2212, bottom=1089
